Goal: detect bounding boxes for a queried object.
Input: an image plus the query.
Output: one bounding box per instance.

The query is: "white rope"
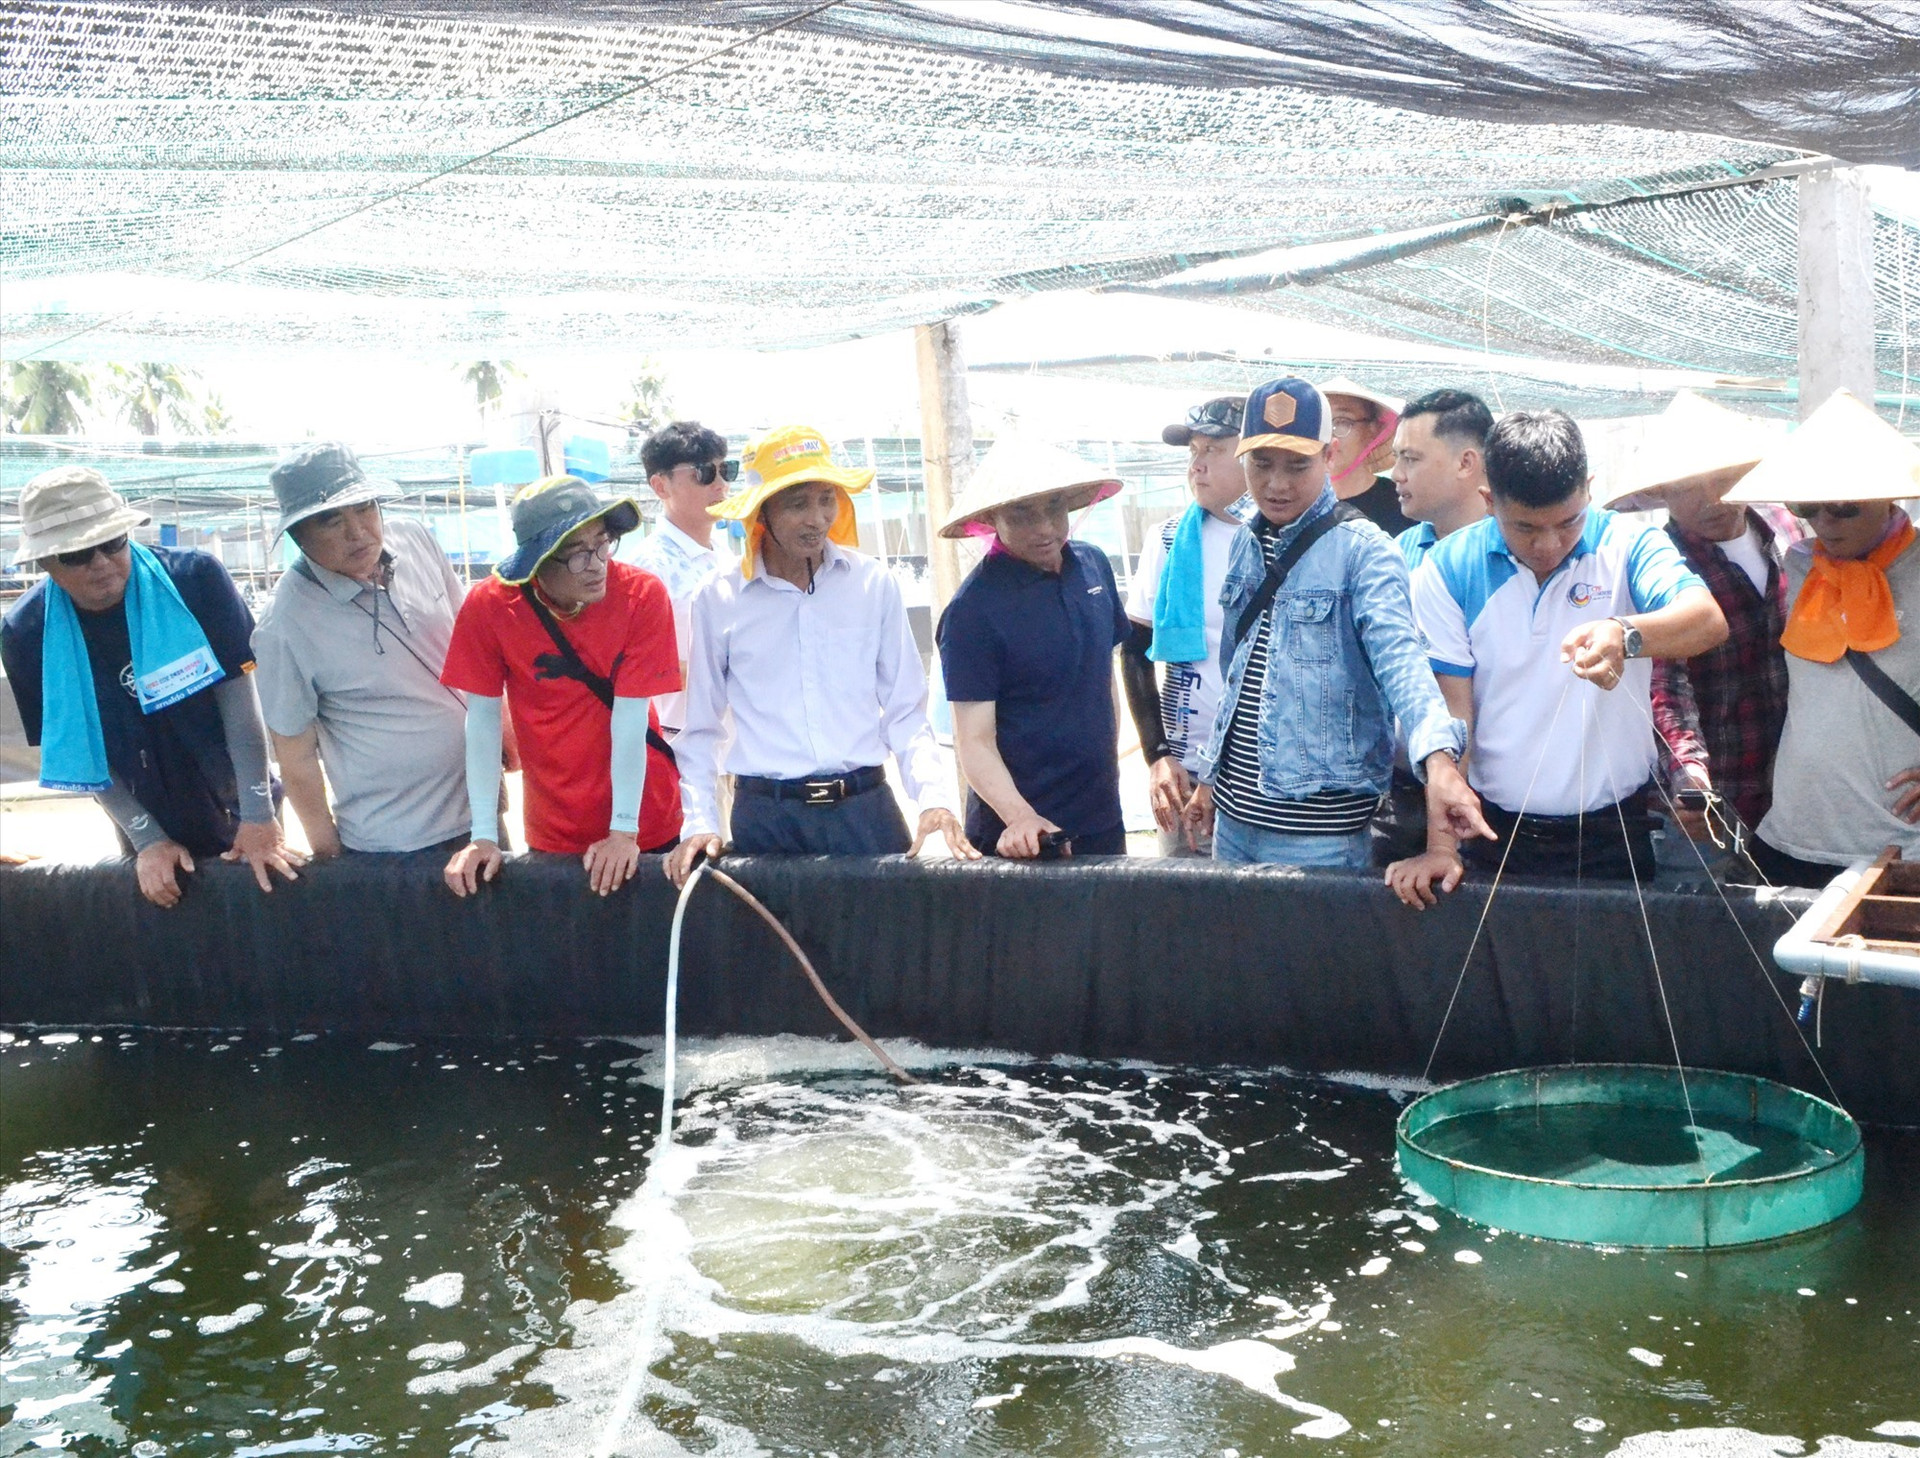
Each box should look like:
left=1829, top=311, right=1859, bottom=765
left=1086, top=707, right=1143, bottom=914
left=1422, top=675, right=1573, bottom=1082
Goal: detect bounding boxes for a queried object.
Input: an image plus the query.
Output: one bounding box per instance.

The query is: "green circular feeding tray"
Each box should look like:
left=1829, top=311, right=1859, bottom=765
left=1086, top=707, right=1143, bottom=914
left=1396, top=1065, right=1863, bottom=1248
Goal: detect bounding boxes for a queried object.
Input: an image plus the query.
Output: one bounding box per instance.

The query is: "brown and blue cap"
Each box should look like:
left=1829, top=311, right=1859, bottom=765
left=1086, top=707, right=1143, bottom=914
left=495, top=475, right=641, bottom=585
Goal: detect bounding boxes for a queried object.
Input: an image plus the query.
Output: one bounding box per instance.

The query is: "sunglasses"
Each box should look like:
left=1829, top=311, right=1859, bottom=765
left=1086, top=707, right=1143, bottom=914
left=1184, top=399, right=1244, bottom=433
left=1787, top=502, right=1865, bottom=521
left=55, top=534, right=129, bottom=567
left=682, top=460, right=740, bottom=486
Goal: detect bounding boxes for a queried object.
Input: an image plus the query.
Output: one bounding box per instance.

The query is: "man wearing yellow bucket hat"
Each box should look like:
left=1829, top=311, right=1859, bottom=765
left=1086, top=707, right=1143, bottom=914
left=662, top=425, right=973, bottom=886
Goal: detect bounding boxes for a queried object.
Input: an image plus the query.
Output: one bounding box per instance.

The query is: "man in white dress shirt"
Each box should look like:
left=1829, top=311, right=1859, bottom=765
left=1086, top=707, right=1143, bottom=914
left=628, top=420, right=739, bottom=739
left=663, top=425, right=978, bottom=885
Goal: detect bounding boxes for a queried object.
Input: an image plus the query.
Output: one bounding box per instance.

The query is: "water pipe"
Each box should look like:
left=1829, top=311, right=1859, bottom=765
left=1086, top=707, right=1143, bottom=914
left=1771, top=859, right=1920, bottom=993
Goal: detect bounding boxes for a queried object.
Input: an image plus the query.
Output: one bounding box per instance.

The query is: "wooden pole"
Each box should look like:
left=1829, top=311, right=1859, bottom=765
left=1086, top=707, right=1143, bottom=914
left=1798, top=165, right=1877, bottom=420
left=914, top=319, right=973, bottom=616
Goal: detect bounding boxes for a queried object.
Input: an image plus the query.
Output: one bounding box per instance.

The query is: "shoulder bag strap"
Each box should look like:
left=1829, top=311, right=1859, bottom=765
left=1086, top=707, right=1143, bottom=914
left=1224, top=504, right=1356, bottom=663
left=1845, top=647, right=1920, bottom=740
left=519, top=584, right=677, bottom=767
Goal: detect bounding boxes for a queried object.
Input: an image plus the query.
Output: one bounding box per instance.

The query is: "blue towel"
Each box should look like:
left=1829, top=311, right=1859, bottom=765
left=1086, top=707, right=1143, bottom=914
left=1148, top=502, right=1211, bottom=665
left=39, top=543, right=225, bottom=792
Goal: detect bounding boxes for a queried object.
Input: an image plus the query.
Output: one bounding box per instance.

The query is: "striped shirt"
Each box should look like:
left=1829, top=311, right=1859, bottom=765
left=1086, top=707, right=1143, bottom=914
left=1211, top=527, right=1381, bottom=835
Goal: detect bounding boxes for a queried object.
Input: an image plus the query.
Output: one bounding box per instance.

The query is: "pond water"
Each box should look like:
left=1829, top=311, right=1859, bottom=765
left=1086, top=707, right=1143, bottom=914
left=2, top=1029, right=1918, bottom=1457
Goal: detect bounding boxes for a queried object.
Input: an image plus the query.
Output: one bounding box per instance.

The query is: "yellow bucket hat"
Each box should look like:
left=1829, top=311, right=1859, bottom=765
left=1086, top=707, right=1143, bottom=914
left=710, top=424, right=873, bottom=579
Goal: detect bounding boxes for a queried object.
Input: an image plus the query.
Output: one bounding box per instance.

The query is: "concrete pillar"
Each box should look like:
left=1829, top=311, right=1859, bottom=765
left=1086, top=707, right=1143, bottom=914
left=914, top=319, right=973, bottom=615
left=1798, top=165, right=1877, bottom=419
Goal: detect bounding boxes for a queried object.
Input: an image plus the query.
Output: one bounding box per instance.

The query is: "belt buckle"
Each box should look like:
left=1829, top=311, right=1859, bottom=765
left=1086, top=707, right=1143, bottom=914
left=804, top=778, right=841, bottom=805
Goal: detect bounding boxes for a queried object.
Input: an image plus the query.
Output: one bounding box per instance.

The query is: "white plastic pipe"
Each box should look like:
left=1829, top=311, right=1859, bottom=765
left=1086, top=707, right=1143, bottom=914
left=1771, top=859, right=1920, bottom=990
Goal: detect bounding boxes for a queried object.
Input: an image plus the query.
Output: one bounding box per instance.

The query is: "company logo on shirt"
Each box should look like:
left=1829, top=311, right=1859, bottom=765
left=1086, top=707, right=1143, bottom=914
left=1566, top=581, right=1613, bottom=610
left=1087, top=584, right=1105, bottom=595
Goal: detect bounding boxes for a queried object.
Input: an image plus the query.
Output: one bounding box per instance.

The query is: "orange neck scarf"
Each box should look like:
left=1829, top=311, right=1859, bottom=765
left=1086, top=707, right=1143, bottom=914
left=1780, top=512, right=1915, bottom=663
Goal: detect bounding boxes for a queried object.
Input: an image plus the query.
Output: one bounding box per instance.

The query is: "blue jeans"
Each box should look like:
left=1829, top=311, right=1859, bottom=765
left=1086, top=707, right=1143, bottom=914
left=1212, top=812, right=1373, bottom=869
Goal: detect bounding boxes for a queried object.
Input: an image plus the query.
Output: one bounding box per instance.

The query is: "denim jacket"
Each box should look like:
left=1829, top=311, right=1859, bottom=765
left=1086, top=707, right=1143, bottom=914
left=1196, top=488, right=1464, bottom=800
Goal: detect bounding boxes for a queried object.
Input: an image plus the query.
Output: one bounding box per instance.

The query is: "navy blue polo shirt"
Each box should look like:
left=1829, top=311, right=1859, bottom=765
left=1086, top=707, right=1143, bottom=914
left=0, top=547, right=259, bottom=858
left=937, top=538, right=1130, bottom=845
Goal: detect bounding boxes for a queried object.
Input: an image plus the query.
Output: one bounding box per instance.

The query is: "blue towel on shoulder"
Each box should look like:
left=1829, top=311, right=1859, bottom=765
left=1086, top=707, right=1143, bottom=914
left=1147, top=502, right=1209, bottom=664
left=39, top=543, right=225, bottom=792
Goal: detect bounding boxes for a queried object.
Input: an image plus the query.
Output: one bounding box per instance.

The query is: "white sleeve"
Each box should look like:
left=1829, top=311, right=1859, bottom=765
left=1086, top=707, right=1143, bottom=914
left=1125, top=522, right=1168, bottom=625
left=873, top=575, right=954, bottom=815
left=676, top=583, right=730, bottom=838
left=1410, top=558, right=1474, bottom=678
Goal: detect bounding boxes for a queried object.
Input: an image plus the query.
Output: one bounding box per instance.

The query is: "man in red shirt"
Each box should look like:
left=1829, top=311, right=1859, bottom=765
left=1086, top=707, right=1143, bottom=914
left=441, top=475, right=682, bottom=897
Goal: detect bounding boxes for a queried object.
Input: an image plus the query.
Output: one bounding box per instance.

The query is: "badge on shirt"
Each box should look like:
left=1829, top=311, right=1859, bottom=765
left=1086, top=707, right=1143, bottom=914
left=135, top=644, right=225, bottom=713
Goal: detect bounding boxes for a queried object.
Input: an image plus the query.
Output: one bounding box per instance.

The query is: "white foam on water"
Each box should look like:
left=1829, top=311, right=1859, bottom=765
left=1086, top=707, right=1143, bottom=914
left=1358, top=1257, right=1391, bottom=1277
left=407, top=1341, right=469, bottom=1365
left=1872, top=1423, right=1920, bottom=1438
left=149, top=1278, right=185, bottom=1294
left=1607, top=1431, right=1920, bottom=1456
left=1454, top=1249, right=1482, bottom=1265
left=1628, top=1347, right=1665, bottom=1367
left=1243, top=1168, right=1348, bottom=1183
left=336, top=1306, right=376, bottom=1325
left=493, top=1052, right=1353, bottom=1454
left=617, top=1034, right=1027, bottom=1095
left=406, top=1342, right=537, bottom=1396
left=197, top=1303, right=266, bottom=1335
left=971, top=1382, right=1025, bottom=1410
left=403, top=1273, right=465, bottom=1309
left=367, top=1042, right=413, bottom=1053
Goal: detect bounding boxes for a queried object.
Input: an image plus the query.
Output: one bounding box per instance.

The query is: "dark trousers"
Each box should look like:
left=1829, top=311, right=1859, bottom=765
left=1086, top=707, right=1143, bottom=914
left=1741, top=836, right=1842, bottom=891
left=729, top=783, right=911, bottom=856
left=1370, top=768, right=1428, bottom=866
left=965, top=792, right=1128, bottom=858
left=1464, top=784, right=1656, bottom=882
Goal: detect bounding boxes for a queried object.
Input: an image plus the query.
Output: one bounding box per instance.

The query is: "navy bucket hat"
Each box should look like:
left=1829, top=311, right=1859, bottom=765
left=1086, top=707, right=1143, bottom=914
left=494, top=475, right=641, bottom=585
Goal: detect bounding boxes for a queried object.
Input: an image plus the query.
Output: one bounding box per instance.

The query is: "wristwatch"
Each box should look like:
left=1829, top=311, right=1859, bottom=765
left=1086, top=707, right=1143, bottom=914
left=1612, top=616, right=1644, bottom=660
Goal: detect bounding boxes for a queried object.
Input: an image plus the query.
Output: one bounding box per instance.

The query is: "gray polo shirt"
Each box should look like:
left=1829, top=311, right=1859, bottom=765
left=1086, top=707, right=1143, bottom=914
left=252, top=517, right=469, bottom=853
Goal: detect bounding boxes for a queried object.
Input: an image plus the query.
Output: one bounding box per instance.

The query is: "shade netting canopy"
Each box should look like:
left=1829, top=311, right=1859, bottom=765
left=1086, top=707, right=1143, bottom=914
left=1, top=0, right=1916, bottom=416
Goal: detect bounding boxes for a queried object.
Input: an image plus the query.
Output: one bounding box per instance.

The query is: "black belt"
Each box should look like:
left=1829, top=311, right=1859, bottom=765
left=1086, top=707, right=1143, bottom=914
left=735, top=765, right=887, bottom=806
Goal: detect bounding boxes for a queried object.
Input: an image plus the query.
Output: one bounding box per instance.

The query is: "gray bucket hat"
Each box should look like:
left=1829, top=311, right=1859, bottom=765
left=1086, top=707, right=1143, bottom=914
left=270, top=442, right=392, bottom=542
left=12, top=466, right=151, bottom=566
left=495, top=475, right=641, bottom=585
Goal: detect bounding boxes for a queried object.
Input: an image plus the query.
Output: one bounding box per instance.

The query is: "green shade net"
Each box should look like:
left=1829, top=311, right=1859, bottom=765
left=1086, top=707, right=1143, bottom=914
left=1397, top=1065, right=1864, bottom=1249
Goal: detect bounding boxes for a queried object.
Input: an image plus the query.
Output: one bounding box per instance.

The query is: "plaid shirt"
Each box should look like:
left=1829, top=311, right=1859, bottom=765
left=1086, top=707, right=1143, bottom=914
left=1650, top=506, right=1803, bottom=829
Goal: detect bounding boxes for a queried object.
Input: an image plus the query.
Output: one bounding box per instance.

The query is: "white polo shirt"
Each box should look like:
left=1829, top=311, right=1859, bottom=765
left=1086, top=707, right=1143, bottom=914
left=1411, top=508, right=1704, bottom=816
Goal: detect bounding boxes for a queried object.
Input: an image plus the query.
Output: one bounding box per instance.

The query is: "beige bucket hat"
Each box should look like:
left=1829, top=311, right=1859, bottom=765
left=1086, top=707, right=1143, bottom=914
left=1722, top=389, right=1920, bottom=505
left=1600, top=390, right=1783, bottom=510
left=937, top=437, right=1122, bottom=541
left=11, top=466, right=150, bottom=566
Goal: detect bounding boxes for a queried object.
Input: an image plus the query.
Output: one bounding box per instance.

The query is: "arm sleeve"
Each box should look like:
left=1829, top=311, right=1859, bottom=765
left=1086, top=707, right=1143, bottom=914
left=1351, top=538, right=1465, bottom=774
left=464, top=694, right=504, bottom=842
left=212, top=673, right=277, bottom=825
left=249, top=615, right=319, bottom=739
left=1119, top=619, right=1171, bottom=762
left=609, top=696, right=651, bottom=836
left=98, top=773, right=170, bottom=853
left=874, top=576, right=954, bottom=815
left=1410, top=557, right=1475, bottom=678
left=1626, top=525, right=1709, bottom=614
left=676, top=586, right=729, bottom=838
left=1650, top=657, right=1707, bottom=779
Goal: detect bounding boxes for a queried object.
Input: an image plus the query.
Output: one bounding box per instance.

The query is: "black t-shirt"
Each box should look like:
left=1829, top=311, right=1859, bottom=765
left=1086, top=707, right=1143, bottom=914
left=1345, top=475, right=1415, bottom=538
left=0, top=548, right=259, bottom=857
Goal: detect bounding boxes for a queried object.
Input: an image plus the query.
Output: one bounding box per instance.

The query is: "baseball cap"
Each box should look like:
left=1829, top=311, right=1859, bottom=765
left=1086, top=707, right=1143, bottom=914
left=1162, top=396, right=1246, bottom=447
left=1236, top=378, right=1335, bottom=458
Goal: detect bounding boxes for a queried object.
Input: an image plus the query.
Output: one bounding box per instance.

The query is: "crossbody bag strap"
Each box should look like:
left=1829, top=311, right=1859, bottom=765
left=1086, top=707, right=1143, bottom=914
left=1845, top=647, right=1920, bottom=740
left=519, top=584, right=677, bottom=767
left=1224, top=504, right=1355, bottom=663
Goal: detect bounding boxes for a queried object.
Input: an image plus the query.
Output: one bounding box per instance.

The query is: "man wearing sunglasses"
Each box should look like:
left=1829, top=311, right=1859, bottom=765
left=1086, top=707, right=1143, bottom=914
left=632, top=421, right=740, bottom=741
left=1, top=467, right=301, bottom=908
left=251, top=443, right=474, bottom=860
left=441, top=475, right=682, bottom=897
left=1718, top=390, right=1920, bottom=887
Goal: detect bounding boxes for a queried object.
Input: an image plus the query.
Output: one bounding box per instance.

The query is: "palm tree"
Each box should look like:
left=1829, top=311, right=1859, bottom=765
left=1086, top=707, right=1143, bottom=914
left=203, top=393, right=235, bottom=435
left=4, top=361, right=93, bottom=435
left=459, top=360, right=521, bottom=424
left=619, top=359, right=674, bottom=435
left=108, top=362, right=201, bottom=436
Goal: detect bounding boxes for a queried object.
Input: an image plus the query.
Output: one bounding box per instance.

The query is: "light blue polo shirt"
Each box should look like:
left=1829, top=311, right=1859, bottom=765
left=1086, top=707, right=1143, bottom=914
left=1411, top=507, right=1704, bottom=815
left=1397, top=521, right=1438, bottom=570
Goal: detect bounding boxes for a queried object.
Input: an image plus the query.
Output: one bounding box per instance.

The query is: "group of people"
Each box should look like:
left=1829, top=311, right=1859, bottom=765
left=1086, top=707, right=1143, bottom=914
left=4, top=375, right=1917, bottom=912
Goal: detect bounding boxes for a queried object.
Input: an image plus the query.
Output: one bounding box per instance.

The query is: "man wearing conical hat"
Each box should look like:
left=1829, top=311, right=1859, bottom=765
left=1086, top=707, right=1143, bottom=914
left=1718, top=391, right=1920, bottom=885
left=1601, top=392, right=1800, bottom=848
left=936, top=437, right=1132, bottom=858
left=662, top=426, right=973, bottom=886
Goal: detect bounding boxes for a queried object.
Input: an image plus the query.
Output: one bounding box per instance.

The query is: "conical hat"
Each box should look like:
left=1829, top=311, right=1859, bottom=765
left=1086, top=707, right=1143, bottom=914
left=1722, top=389, right=1920, bottom=505
left=1599, top=390, right=1781, bottom=509
left=937, top=437, right=1122, bottom=540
